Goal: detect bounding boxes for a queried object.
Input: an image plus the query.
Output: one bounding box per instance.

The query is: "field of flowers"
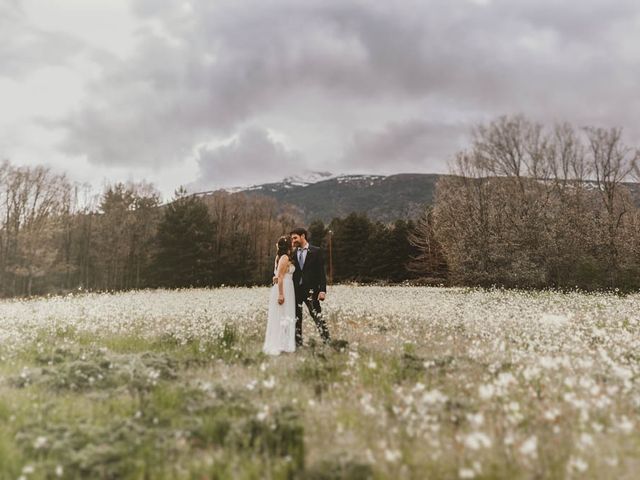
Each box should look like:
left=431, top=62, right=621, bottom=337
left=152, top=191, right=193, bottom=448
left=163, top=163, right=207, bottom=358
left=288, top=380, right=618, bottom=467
left=0, top=286, right=639, bottom=479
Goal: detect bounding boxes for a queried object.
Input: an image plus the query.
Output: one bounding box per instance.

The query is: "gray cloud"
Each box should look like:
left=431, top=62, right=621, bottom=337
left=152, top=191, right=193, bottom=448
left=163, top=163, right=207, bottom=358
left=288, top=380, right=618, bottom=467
left=187, top=125, right=305, bottom=191
left=342, top=120, right=469, bottom=173
left=12, top=0, right=640, bottom=183
left=0, top=1, right=87, bottom=79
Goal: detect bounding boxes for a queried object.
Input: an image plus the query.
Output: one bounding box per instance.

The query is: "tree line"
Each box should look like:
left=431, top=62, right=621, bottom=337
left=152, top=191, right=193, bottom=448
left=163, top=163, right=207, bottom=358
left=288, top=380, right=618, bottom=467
left=147, top=196, right=428, bottom=288
left=3, top=114, right=640, bottom=297
left=427, top=115, right=640, bottom=290
left=0, top=160, right=428, bottom=297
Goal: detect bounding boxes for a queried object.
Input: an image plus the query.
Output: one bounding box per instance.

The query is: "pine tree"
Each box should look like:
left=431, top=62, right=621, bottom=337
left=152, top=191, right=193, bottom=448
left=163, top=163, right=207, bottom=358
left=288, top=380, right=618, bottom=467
left=152, top=189, right=216, bottom=287
left=330, top=213, right=372, bottom=281
left=386, top=220, right=414, bottom=282
left=363, top=221, right=392, bottom=281
left=308, top=220, right=328, bottom=248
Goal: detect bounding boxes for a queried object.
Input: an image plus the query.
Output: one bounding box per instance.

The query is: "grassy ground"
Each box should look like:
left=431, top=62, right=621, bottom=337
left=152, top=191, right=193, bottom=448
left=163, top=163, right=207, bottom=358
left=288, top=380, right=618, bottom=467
left=0, top=286, right=639, bottom=479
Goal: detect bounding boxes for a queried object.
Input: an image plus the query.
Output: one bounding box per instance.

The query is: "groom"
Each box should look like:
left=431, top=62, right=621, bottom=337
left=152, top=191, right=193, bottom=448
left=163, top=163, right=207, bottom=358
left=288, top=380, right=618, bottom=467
left=289, top=227, right=331, bottom=347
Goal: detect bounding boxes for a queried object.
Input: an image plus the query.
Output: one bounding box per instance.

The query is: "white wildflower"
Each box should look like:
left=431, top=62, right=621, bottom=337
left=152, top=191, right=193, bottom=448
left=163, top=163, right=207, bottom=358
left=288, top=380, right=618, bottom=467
left=262, top=376, right=276, bottom=389
left=384, top=449, right=401, bottom=462
left=612, top=365, right=633, bottom=381
left=360, top=393, right=376, bottom=415
left=412, top=382, right=426, bottom=392
left=33, top=436, right=47, bottom=449
left=478, top=384, right=494, bottom=400
left=245, top=379, right=257, bottom=391
left=256, top=406, right=269, bottom=421
left=463, top=431, right=492, bottom=450
left=544, top=408, right=560, bottom=421
left=568, top=456, right=588, bottom=473
left=578, top=433, right=593, bottom=449
left=616, top=416, right=634, bottom=434
left=459, top=468, right=476, bottom=479
left=496, top=372, right=515, bottom=389
left=422, top=389, right=447, bottom=405
left=522, top=365, right=540, bottom=381
left=519, top=436, right=537, bottom=457
left=466, top=412, right=484, bottom=428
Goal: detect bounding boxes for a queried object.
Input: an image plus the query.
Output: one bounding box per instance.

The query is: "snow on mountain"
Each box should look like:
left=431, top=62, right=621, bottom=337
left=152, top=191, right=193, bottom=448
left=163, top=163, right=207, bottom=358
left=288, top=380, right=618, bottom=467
left=280, top=171, right=336, bottom=187
left=218, top=171, right=335, bottom=193
left=335, top=174, right=385, bottom=186
left=213, top=171, right=392, bottom=194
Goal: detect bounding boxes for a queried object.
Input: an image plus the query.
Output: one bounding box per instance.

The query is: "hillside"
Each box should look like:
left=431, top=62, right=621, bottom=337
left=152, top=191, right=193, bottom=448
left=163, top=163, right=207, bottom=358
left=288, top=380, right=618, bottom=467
left=193, top=173, right=640, bottom=224
left=225, top=173, right=442, bottom=223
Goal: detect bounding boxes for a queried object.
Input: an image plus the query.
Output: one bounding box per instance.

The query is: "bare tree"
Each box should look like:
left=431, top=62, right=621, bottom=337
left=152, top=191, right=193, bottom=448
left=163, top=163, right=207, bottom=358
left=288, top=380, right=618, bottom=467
left=408, top=206, right=447, bottom=281
left=0, top=164, right=71, bottom=295
left=585, top=127, right=638, bottom=285
left=429, top=116, right=640, bottom=289
left=202, top=191, right=296, bottom=285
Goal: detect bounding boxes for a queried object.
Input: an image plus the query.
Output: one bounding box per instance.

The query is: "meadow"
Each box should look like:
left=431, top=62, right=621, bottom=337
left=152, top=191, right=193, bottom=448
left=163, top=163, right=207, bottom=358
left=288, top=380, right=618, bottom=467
left=0, top=286, right=639, bottom=479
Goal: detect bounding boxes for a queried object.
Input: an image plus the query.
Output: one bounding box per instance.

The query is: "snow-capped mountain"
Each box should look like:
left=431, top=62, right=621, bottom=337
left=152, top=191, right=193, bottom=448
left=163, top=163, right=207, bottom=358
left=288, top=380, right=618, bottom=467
left=197, top=172, right=442, bottom=223
left=215, top=171, right=336, bottom=193
left=203, top=171, right=395, bottom=195
left=191, top=173, right=640, bottom=223
left=226, top=172, right=391, bottom=193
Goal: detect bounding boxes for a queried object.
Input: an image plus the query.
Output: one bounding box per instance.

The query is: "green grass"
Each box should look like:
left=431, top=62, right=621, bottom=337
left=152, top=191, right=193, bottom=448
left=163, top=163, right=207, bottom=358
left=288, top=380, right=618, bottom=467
left=0, top=331, right=332, bottom=479
left=1, top=312, right=639, bottom=479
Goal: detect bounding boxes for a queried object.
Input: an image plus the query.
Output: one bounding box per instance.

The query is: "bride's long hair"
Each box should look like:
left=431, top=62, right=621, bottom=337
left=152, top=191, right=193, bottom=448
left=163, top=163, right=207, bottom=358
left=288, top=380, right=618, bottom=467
left=276, top=235, right=292, bottom=262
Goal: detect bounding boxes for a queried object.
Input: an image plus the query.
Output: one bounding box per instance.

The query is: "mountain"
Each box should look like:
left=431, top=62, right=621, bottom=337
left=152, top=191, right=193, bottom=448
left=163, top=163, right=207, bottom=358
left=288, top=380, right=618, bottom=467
left=217, top=173, right=442, bottom=223
left=193, top=172, right=640, bottom=224
left=221, top=171, right=337, bottom=193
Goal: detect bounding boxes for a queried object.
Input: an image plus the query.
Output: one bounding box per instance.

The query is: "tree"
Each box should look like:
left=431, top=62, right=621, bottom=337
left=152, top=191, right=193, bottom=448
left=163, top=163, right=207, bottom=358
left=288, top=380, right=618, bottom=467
left=431, top=115, right=640, bottom=289
left=94, top=183, right=136, bottom=289
left=362, top=221, right=391, bottom=281
left=152, top=188, right=215, bottom=288
left=0, top=164, right=71, bottom=296
left=408, top=208, right=447, bottom=282
left=585, top=127, right=638, bottom=286
left=308, top=220, right=328, bottom=249
left=91, top=182, right=161, bottom=290
left=330, top=213, right=373, bottom=281
left=128, top=183, right=161, bottom=288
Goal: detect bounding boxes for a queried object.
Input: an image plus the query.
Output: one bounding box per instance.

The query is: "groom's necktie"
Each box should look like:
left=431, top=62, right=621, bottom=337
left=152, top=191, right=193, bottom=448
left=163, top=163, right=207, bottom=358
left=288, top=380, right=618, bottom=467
left=298, top=247, right=307, bottom=270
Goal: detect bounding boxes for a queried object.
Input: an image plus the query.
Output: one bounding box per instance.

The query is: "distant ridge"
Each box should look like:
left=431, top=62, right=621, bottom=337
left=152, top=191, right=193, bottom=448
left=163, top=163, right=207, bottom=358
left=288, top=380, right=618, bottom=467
left=194, top=173, right=442, bottom=223
left=192, top=172, right=640, bottom=224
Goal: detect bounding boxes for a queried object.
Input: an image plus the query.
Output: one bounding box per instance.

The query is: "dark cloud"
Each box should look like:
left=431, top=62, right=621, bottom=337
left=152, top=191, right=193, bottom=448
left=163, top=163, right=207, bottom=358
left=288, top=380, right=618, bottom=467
left=186, top=125, right=305, bottom=191
left=23, top=0, right=640, bottom=179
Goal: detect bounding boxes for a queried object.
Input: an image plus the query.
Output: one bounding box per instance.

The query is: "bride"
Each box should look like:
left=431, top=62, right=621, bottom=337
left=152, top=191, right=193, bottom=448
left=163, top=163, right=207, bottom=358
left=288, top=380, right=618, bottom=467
left=263, top=235, right=296, bottom=355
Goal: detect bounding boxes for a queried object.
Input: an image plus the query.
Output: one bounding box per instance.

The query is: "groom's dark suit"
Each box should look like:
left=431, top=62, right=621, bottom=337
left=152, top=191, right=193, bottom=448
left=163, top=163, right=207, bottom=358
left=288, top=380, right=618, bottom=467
left=291, top=244, right=330, bottom=346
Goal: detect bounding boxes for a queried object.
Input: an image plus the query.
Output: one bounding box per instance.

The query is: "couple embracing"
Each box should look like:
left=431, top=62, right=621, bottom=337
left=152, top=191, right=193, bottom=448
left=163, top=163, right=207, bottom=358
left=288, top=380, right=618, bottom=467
left=263, top=227, right=331, bottom=355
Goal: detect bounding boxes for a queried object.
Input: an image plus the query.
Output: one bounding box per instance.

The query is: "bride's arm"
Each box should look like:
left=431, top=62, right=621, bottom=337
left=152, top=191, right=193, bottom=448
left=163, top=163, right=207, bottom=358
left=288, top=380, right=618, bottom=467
left=276, top=255, right=289, bottom=304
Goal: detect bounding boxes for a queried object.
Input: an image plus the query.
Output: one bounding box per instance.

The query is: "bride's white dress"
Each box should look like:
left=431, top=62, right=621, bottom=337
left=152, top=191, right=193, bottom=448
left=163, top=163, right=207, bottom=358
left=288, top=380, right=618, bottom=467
left=263, top=261, right=296, bottom=355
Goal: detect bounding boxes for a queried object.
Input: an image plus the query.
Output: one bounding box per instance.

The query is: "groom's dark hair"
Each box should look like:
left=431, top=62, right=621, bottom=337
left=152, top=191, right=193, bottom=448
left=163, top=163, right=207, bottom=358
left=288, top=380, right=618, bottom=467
left=290, top=227, right=308, bottom=239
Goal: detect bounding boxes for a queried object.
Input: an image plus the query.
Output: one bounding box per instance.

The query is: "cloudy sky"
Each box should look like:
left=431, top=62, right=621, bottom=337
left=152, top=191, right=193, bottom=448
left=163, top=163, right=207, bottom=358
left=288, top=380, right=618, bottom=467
left=2, top=0, right=640, bottom=199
